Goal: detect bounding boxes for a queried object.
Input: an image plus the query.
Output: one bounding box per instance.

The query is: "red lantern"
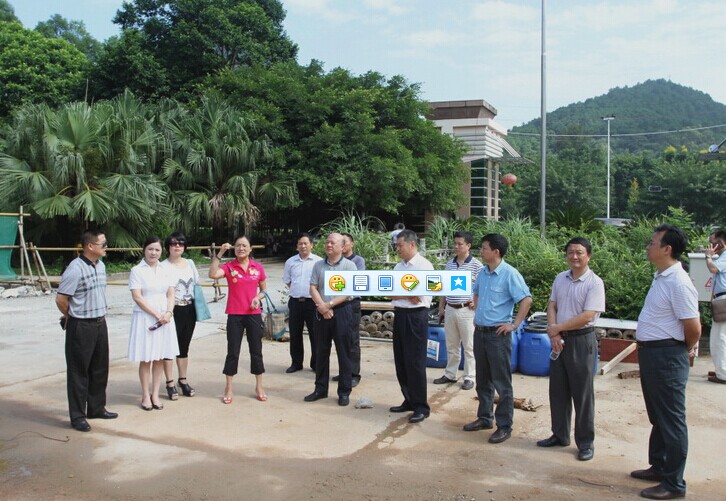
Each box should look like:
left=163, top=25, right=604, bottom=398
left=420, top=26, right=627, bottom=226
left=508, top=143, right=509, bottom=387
left=501, top=173, right=517, bottom=187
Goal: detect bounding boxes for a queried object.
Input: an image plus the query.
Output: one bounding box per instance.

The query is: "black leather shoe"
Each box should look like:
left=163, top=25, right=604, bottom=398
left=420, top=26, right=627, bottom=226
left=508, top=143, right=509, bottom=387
left=577, top=447, right=594, bottom=461
left=463, top=418, right=493, bottom=432
left=88, top=410, right=118, bottom=419
left=389, top=403, right=413, bottom=413
left=286, top=365, right=303, bottom=373
left=640, top=485, right=685, bottom=500
left=408, top=412, right=429, bottom=423
left=631, top=468, right=664, bottom=482
left=433, top=375, right=456, bottom=384
left=338, top=395, right=350, bottom=406
left=352, top=377, right=360, bottom=388
left=537, top=435, right=570, bottom=447
left=304, top=391, right=327, bottom=402
left=488, top=427, right=512, bottom=444
left=71, top=417, right=91, bottom=432
left=461, top=379, right=474, bottom=390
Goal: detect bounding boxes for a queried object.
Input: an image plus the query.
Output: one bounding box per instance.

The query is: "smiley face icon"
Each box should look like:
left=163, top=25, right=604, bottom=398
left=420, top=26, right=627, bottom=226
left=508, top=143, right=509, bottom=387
left=328, top=274, right=346, bottom=292
left=400, top=274, right=419, bottom=291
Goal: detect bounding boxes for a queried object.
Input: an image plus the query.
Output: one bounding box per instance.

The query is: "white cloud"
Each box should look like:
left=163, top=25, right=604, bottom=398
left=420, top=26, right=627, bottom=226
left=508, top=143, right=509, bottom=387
left=471, top=1, right=539, bottom=23
left=363, top=0, right=409, bottom=16
left=284, top=0, right=353, bottom=23
left=402, top=29, right=464, bottom=49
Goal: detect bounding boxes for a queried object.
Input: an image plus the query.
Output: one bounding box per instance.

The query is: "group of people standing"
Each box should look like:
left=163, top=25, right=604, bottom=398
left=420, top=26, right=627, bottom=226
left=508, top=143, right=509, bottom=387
left=56, top=223, right=706, bottom=500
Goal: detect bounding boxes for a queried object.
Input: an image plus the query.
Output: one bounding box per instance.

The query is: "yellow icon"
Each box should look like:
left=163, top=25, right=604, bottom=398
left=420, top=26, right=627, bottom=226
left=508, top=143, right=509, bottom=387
left=427, top=276, right=443, bottom=292
left=401, top=274, right=419, bottom=291
left=329, top=274, right=346, bottom=292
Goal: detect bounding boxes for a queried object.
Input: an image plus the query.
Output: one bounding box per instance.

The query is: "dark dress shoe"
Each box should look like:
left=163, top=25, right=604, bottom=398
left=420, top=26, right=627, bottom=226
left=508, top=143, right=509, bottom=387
left=338, top=395, right=350, bottom=406
left=71, top=418, right=91, bottom=432
left=708, top=374, right=726, bottom=384
left=88, top=410, right=118, bottom=419
left=389, top=403, right=413, bottom=413
left=286, top=365, right=303, bottom=374
left=408, top=412, right=429, bottom=423
left=488, top=427, right=512, bottom=444
left=537, top=435, right=570, bottom=447
left=461, top=379, right=474, bottom=390
left=577, top=447, right=594, bottom=461
left=463, top=418, right=493, bottom=432
left=640, top=485, right=685, bottom=500
left=631, top=467, right=664, bottom=482
left=304, top=391, right=328, bottom=402
left=433, top=375, right=456, bottom=384
left=352, top=377, right=360, bottom=388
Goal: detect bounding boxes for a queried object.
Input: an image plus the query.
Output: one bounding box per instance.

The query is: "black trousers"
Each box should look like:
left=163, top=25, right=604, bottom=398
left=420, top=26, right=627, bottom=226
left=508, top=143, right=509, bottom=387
left=350, top=299, right=362, bottom=379
left=548, top=331, right=596, bottom=448
left=223, top=314, right=265, bottom=376
left=288, top=297, right=317, bottom=369
left=639, top=343, right=689, bottom=494
left=474, top=329, right=513, bottom=430
left=392, top=308, right=430, bottom=415
left=173, top=303, right=196, bottom=358
left=65, top=317, right=109, bottom=420
left=313, top=303, right=353, bottom=397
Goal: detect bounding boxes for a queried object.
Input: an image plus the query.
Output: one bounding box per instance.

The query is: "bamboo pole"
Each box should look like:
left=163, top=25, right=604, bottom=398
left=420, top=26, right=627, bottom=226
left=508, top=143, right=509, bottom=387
left=29, top=242, right=47, bottom=292
left=29, top=243, right=52, bottom=292
left=17, top=206, right=36, bottom=286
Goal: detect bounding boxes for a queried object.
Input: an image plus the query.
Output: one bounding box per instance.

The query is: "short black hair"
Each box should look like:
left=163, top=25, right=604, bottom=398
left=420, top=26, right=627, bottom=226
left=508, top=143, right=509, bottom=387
left=81, top=229, right=105, bottom=247
left=710, top=230, right=726, bottom=242
left=297, top=232, right=312, bottom=243
left=233, top=235, right=251, bottom=246
left=565, top=236, right=592, bottom=255
left=481, top=233, right=508, bottom=258
left=164, top=231, right=187, bottom=252
left=397, top=229, right=418, bottom=245
left=393, top=222, right=405, bottom=230
left=654, top=224, right=688, bottom=260
left=341, top=232, right=354, bottom=242
left=142, top=236, right=163, bottom=251
left=453, top=231, right=473, bottom=246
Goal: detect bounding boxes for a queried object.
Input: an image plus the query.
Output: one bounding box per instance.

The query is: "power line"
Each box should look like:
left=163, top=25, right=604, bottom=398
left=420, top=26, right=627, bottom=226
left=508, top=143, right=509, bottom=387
left=508, top=123, right=726, bottom=138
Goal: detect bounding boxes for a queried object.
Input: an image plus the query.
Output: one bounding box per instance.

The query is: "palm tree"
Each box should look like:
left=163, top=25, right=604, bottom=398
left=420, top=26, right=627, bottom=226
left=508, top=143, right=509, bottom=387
left=160, top=95, right=297, bottom=240
left=0, top=91, right=170, bottom=247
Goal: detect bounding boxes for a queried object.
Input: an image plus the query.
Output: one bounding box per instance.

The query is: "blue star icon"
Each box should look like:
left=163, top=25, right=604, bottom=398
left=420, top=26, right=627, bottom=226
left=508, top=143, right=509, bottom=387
left=451, top=276, right=466, bottom=291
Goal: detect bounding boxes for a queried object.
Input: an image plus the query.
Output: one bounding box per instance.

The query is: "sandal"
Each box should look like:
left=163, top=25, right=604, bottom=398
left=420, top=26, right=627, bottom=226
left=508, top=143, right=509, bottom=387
left=256, top=393, right=268, bottom=402
left=222, top=395, right=233, bottom=404
left=166, top=380, right=179, bottom=401
left=178, top=378, right=195, bottom=397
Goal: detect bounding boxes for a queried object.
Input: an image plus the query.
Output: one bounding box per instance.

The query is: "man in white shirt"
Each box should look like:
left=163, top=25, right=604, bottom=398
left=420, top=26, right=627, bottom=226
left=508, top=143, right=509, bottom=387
left=630, top=224, right=701, bottom=500
left=704, top=230, right=726, bottom=384
left=389, top=230, right=434, bottom=424
left=283, top=233, right=322, bottom=373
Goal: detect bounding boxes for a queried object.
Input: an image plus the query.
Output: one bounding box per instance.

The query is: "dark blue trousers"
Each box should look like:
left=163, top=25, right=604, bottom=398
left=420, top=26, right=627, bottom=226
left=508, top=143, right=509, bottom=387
left=392, top=307, right=430, bottom=415
left=313, top=304, right=353, bottom=397
left=474, top=330, right=513, bottom=430
left=639, top=343, right=689, bottom=495
left=288, top=298, right=317, bottom=370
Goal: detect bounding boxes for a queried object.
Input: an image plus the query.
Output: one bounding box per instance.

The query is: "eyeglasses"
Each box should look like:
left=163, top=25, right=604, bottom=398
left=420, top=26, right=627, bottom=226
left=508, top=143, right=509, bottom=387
left=169, top=241, right=185, bottom=247
left=93, top=241, right=108, bottom=249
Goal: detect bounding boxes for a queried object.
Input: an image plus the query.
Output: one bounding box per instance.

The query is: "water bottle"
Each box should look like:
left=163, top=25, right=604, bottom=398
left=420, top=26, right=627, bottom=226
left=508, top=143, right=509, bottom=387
left=549, top=338, right=565, bottom=360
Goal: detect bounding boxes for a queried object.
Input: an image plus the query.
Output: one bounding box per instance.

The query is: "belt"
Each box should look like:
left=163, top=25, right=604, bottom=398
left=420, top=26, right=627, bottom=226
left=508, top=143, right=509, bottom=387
left=474, top=325, right=498, bottom=333
left=715, top=291, right=726, bottom=299
left=394, top=306, right=427, bottom=312
left=637, top=339, right=685, bottom=348
left=447, top=302, right=471, bottom=309
left=561, top=327, right=594, bottom=338
left=72, top=316, right=105, bottom=323
left=175, top=300, right=192, bottom=306
left=292, top=297, right=313, bottom=302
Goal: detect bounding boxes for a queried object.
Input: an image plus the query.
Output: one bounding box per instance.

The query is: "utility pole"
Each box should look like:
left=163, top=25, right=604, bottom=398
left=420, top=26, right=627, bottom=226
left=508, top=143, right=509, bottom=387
left=602, top=116, right=615, bottom=219
left=539, top=0, right=547, bottom=239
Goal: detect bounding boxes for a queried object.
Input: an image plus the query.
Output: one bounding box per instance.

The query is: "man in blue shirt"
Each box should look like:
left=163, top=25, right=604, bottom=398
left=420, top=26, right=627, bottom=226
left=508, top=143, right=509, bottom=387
left=464, top=233, right=532, bottom=444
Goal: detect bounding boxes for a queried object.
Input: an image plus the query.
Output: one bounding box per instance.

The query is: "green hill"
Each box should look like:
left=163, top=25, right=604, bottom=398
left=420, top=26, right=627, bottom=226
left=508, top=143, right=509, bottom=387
left=508, top=79, right=726, bottom=157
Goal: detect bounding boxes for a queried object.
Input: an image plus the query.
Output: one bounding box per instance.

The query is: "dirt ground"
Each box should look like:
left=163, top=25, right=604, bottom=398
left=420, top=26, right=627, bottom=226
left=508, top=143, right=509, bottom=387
left=0, top=264, right=724, bottom=500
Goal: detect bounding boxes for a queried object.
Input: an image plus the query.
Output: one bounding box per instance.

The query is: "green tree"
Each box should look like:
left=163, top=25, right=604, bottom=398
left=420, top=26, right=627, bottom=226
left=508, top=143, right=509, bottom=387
left=0, top=93, right=170, bottom=246
left=0, top=0, right=18, bottom=23
left=110, top=0, right=297, bottom=97
left=0, top=22, right=87, bottom=117
left=35, top=14, right=102, bottom=62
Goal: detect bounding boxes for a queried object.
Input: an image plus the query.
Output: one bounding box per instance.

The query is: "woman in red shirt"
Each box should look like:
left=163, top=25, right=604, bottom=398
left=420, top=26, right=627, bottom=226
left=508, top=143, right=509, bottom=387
left=209, top=235, right=268, bottom=404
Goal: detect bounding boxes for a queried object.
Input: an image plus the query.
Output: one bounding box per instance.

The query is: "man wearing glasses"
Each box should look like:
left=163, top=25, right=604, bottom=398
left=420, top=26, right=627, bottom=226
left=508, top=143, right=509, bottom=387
left=56, top=230, right=117, bottom=432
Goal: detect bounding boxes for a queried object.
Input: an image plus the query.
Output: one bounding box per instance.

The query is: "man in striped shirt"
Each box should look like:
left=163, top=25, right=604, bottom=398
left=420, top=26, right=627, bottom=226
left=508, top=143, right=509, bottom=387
left=434, top=231, right=483, bottom=390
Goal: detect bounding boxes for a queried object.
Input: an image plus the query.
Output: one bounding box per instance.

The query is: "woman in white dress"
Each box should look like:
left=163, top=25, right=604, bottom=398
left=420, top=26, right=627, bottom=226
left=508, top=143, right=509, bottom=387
left=162, top=232, right=200, bottom=400
left=128, top=236, right=180, bottom=410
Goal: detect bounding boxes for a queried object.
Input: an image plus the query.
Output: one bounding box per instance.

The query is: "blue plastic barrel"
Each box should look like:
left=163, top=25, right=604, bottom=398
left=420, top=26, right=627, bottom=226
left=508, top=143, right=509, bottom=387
left=518, top=324, right=552, bottom=376
left=511, top=326, right=520, bottom=373
left=426, top=324, right=465, bottom=369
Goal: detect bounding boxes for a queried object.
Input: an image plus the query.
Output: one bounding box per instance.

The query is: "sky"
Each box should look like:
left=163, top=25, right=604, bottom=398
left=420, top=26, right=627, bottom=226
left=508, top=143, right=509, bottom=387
left=12, top=0, right=726, bottom=130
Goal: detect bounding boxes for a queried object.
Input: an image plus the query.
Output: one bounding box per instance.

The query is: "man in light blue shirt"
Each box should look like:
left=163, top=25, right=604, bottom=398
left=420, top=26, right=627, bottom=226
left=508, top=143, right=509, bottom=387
left=464, top=233, right=532, bottom=444
left=283, top=233, right=322, bottom=373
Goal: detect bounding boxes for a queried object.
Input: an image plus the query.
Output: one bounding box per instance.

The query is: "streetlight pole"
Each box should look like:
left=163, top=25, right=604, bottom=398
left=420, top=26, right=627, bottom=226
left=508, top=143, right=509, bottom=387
left=539, top=0, right=547, bottom=239
left=602, top=116, right=614, bottom=219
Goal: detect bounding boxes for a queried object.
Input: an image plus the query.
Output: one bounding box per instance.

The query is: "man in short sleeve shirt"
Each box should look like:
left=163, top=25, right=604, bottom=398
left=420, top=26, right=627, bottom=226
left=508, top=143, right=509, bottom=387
left=704, top=230, right=726, bottom=384
left=630, top=224, right=701, bottom=500
left=55, top=230, right=117, bottom=432
left=537, top=237, right=605, bottom=462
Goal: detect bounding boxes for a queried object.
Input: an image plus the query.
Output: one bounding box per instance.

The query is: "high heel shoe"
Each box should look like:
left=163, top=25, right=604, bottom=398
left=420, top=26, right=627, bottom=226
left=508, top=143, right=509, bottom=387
left=166, top=380, right=179, bottom=400
left=140, top=400, right=152, bottom=411
left=178, top=377, right=195, bottom=397
left=151, top=397, right=164, bottom=410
